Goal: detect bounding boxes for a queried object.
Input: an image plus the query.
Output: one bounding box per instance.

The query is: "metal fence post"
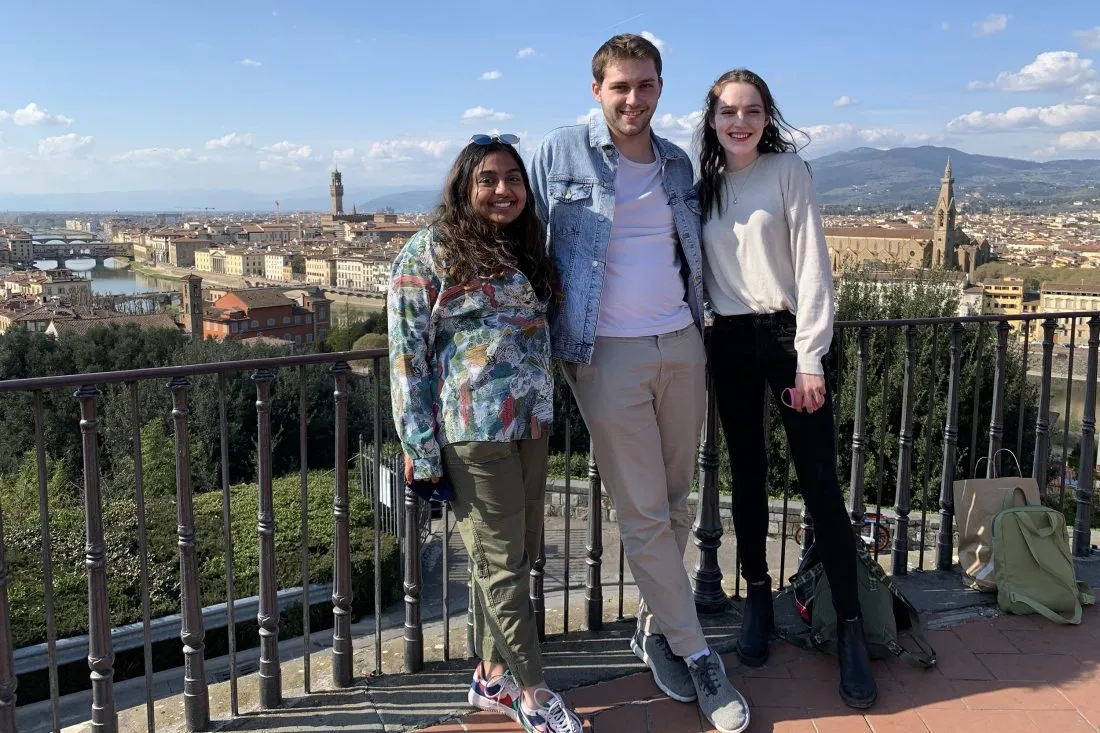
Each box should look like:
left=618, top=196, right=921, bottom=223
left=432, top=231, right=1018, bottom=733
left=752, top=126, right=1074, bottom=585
left=692, top=328, right=726, bottom=612
left=586, top=449, right=603, bottom=632
left=76, top=385, right=117, bottom=732
left=892, top=325, right=918, bottom=575
left=1033, top=318, right=1058, bottom=493
left=1075, top=317, right=1100, bottom=557
left=848, top=326, right=870, bottom=528
left=332, top=362, right=353, bottom=687
left=986, top=321, right=1011, bottom=475
left=169, top=377, right=210, bottom=730
left=252, top=369, right=282, bottom=708
left=0, top=506, right=17, bottom=733
left=937, top=325, right=965, bottom=571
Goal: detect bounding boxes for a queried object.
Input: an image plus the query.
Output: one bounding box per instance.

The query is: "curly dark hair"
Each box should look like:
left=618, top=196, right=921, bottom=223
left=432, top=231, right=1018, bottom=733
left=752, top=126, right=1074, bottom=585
left=694, top=68, right=808, bottom=222
left=431, top=140, right=556, bottom=300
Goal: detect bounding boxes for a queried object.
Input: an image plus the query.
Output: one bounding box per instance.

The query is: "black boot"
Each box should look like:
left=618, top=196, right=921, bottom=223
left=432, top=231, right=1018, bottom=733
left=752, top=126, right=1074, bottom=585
left=837, top=616, right=877, bottom=709
left=736, top=579, right=774, bottom=667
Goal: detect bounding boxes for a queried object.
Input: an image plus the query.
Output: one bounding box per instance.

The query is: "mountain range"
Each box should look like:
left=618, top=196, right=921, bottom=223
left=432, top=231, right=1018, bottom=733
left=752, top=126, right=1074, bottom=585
left=2, top=146, right=1098, bottom=213
left=807, top=145, right=1100, bottom=208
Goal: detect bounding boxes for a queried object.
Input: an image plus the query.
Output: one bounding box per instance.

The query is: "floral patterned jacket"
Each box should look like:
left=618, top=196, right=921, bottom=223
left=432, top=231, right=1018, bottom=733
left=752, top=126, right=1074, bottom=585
left=387, top=227, right=554, bottom=480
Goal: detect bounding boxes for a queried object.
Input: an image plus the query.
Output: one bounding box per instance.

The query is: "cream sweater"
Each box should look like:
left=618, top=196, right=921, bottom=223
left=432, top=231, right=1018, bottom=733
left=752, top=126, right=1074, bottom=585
left=701, top=152, right=835, bottom=375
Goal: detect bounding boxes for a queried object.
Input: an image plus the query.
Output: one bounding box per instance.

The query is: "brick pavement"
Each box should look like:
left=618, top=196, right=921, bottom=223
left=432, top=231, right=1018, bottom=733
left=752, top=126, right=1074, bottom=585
left=419, top=609, right=1100, bottom=732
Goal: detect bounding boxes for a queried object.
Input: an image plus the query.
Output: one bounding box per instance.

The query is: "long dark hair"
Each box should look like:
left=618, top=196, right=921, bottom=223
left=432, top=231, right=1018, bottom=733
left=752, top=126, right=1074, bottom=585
left=431, top=140, right=556, bottom=299
left=694, top=69, right=807, bottom=222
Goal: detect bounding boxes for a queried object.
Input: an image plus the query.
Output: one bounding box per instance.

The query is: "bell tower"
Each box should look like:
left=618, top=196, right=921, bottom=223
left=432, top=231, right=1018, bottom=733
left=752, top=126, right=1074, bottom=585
left=330, top=167, right=344, bottom=214
left=931, top=158, right=957, bottom=269
left=181, top=274, right=204, bottom=339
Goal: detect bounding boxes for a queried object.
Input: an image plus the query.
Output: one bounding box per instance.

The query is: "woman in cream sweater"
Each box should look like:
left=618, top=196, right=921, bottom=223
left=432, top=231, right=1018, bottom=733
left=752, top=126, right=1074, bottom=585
left=693, top=68, right=876, bottom=710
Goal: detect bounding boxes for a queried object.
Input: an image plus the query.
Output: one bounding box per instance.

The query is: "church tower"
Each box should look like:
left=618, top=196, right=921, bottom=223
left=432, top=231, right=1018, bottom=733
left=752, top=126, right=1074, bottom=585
left=330, top=167, right=344, bottom=214
left=180, top=274, right=204, bottom=340
left=931, top=158, right=957, bottom=269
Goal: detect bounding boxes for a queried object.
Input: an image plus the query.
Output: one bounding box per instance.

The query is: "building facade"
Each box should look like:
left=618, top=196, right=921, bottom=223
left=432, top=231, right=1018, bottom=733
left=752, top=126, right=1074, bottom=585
left=825, top=160, right=991, bottom=275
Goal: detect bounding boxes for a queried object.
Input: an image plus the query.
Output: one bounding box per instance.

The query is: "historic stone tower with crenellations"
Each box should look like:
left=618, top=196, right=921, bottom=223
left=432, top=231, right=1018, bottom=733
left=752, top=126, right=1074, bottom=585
left=330, top=167, right=344, bottom=215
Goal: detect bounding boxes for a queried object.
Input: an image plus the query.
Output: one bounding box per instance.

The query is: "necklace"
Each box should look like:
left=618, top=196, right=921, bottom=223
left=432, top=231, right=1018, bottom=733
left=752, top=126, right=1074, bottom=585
left=728, top=156, right=760, bottom=205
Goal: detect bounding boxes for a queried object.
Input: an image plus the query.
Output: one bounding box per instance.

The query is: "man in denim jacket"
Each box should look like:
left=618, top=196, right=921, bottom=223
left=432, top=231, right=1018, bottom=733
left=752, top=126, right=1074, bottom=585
left=529, top=34, right=749, bottom=733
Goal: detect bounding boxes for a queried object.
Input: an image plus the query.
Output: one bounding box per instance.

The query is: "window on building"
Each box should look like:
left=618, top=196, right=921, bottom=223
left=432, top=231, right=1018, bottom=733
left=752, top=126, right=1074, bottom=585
left=231, top=322, right=239, bottom=333
left=251, top=320, right=259, bottom=328
left=306, top=315, right=313, bottom=324
left=283, top=316, right=291, bottom=325
left=295, top=334, right=302, bottom=345
left=306, top=333, right=313, bottom=343
left=294, top=315, right=301, bottom=325
left=267, top=318, right=276, bottom=327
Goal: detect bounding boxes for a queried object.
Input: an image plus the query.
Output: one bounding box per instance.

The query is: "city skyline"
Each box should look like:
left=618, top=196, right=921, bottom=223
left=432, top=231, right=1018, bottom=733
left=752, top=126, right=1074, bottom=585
left=1, top=0, right=1098, bottom=195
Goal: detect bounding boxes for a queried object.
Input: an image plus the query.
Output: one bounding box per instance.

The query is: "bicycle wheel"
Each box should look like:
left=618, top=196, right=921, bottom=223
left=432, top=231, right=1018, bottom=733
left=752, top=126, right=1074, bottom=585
left=875, top=523, right=890, bottom=554
left=793, top=525, right=804, bottom=546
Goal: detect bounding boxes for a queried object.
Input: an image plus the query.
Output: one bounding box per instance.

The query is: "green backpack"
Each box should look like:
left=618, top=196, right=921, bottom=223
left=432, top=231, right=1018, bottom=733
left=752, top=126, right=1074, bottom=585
left=992, top=488, right=1095, bottom=624
left=776, top=545, right=937, bottom=668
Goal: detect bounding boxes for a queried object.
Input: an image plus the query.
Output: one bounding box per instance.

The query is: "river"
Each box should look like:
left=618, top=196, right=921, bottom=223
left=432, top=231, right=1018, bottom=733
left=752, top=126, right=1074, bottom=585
left=33, top=258, right=179, bottom=295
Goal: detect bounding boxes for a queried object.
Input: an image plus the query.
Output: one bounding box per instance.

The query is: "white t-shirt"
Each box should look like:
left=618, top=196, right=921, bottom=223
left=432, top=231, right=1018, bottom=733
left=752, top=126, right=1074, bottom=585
left=701, top=152, right=835, bottom=375
left=596, top=147, right=694, bottom=337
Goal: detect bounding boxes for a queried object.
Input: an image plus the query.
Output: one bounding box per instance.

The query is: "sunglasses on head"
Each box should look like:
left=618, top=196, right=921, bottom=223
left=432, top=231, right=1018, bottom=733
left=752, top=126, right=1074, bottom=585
left=470, top=133, right=520, bottom=146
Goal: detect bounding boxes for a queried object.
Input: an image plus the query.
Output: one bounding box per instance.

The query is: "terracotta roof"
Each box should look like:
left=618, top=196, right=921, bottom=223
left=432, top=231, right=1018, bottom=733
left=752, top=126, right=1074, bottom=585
left=1042, top=283, right=1100, bottom=296
left=824, top=226, right=932, bottom=240
left=224, top=289, right=294, bottom=309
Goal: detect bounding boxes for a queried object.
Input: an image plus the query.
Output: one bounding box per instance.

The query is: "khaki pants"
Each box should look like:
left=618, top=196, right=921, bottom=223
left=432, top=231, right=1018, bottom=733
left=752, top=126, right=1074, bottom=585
left=443, top=437, right=549, bottom=686
left=563, top=325, right=708, bottom=657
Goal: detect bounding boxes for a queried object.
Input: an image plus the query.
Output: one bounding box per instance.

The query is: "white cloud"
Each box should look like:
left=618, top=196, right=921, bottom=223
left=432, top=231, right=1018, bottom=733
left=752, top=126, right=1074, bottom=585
left=833, top=95, right=858, bottom=108
left=1074, top=27, right=1100, bottom=50
left=366, top=140, right=451, bottom=162
left=652, top=110, right=703, bottom=134
left=640, top=31, right=667, bottom=54
left=240, top=58, right=262, bottom=67
left=1057, top=130, right=1100, bottom=150
left=799, top=123, right=933, bottom=153
left=576, top=108, right=602, bottom=124
left=946, top=102, right=1100, bottom=133
left=38, top=133, right=93, bottom=158
left=973, top=13, right=1009, bottom=37
left=0, top=102, right=73, bottom=126
left=517, top=47, right=535, bottom=59
left=205, top=132, right=254, bottom=150
left=113, top=147, right=194, bottom=164
left=332, top=147, right=357, bottom=163
left=479, top=70, right=503, bottom=81
left=262, top=140, right=315, bottom=161
left=969, top=51, right=1096, bottom=93
left=941, top=21, right=951, bottom=31
left=461, top=106, right=512, bottom=122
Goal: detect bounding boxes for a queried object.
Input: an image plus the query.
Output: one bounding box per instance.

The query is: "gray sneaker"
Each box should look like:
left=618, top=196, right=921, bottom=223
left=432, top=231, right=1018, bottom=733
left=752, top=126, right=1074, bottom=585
left=686, top=651, right=750, bottom=733
left=630, top=627, right=697, bottom=702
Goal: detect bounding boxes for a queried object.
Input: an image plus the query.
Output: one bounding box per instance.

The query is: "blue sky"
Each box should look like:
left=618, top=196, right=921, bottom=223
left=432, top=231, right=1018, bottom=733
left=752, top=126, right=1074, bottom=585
left=0, top=0, right=1098, bottom=196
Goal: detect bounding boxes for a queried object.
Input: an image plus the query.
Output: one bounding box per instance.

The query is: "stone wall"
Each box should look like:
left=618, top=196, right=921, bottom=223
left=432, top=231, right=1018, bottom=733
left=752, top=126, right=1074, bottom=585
left=543, top=478, right=943, bottom=546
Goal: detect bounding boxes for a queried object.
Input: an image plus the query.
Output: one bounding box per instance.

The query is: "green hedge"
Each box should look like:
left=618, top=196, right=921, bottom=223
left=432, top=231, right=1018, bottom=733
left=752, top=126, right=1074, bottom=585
left=6, top=471, right=399, bottom=650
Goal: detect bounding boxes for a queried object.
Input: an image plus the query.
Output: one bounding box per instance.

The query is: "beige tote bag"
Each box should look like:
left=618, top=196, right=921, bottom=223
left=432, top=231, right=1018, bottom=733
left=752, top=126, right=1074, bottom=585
left=953, top=450, right=1040, bottom=592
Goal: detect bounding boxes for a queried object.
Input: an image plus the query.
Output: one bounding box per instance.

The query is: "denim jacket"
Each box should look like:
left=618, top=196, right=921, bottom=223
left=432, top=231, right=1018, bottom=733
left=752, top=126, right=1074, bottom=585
left=387, top=227, right=554, bottom=480
left=529, top=115, right=705, bottom=364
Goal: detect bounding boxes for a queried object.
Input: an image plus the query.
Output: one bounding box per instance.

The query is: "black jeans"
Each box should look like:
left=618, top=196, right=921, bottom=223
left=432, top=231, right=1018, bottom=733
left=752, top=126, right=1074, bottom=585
left=711, top=311, right=860, bottom=620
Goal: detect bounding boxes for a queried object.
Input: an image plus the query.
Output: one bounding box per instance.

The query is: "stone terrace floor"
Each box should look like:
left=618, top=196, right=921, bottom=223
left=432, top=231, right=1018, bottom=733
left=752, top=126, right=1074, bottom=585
left=421, top=610, right=1100, bottom=732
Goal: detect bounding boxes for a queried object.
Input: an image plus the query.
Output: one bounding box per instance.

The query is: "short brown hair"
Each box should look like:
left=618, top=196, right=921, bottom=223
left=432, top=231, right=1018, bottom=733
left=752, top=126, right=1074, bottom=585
left=591, top=33, right=662, bottom=85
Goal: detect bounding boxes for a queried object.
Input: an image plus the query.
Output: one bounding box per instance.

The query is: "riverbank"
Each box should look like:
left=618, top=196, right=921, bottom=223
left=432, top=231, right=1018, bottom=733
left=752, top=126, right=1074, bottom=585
left=130, top=261, right=181, bottom=282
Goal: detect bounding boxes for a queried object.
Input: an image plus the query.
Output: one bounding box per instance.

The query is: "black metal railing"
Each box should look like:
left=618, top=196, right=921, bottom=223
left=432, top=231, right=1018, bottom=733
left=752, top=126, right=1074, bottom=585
left=0, top=311, right=1097, bottom=732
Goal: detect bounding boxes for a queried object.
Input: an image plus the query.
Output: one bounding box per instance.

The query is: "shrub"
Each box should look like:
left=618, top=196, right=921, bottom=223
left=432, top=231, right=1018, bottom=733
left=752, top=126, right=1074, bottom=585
left=6, top=471, right=399, bottom=650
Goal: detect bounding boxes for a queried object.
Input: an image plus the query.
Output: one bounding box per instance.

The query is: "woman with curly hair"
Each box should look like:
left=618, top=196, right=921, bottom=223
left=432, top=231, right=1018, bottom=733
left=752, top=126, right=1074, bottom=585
left=388, top=134, right=581, bottom=733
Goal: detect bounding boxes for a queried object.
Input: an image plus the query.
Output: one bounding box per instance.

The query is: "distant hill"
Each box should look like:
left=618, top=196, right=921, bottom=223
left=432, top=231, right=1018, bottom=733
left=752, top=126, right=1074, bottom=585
left=357, top=189, right=441, bottom=213
left=808, top=145, right=1100, bottom=207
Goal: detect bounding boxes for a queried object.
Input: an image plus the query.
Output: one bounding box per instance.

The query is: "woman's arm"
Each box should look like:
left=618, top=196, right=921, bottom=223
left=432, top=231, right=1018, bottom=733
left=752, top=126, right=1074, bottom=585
left=784, top=157, right=835, bottom=378
left=387, top=231, right=444, bottom=480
